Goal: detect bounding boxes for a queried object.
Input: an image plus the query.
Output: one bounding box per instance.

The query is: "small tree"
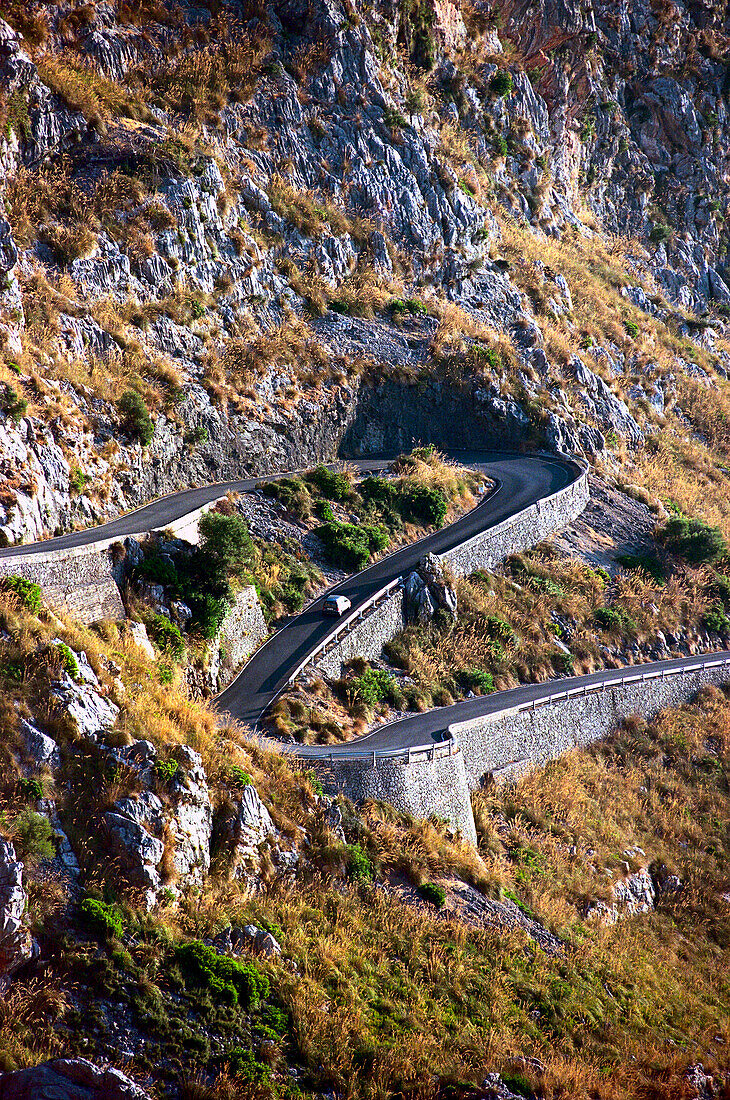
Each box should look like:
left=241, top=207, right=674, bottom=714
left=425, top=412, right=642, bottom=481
left=118, top=389, right=154, bottom=445
left=198, top=511, right=254, bottom=571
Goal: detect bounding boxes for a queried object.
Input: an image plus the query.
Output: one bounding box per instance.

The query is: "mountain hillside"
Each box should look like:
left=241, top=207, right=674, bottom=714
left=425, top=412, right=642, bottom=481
left=0, top=1, right=729, bottom=1098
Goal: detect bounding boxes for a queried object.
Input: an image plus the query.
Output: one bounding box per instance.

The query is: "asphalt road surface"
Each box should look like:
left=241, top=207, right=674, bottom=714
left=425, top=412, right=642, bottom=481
left=289, top=651, right=730, bottom=758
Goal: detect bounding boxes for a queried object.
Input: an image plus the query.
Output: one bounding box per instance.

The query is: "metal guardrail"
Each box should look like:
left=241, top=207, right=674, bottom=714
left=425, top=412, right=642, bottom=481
left=286, top=576, right=404, bottom=686
left=310, top=733, right=459, bottom=766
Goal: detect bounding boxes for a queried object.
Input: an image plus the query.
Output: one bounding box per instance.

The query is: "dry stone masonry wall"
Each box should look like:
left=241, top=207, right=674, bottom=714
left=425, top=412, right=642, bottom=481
left=322, top=745, right=477, bottom=846
left=0, top=544, right=125, bottom=622
left=451, top=663, right=730, bottom=787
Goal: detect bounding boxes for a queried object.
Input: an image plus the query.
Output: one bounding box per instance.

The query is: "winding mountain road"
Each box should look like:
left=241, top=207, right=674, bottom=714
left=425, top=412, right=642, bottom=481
left=7, top=449, right=718, bottom=765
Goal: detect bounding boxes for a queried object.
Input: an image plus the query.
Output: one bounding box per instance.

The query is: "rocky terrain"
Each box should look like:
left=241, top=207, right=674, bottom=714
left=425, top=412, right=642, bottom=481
left=0, top=0, right=729, bottom=1097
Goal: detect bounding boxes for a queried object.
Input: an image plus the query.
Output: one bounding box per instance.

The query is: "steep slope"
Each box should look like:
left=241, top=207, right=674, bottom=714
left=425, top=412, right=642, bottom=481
left=0, top=0, right=728, bottom=544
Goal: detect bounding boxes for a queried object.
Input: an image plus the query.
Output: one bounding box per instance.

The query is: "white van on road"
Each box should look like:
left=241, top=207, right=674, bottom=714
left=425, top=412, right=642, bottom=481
left=323, top=594, right=352, bottom=617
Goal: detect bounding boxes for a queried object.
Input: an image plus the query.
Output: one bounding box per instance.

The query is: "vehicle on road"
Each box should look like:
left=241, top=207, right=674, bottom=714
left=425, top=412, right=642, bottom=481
left=323, top=594, right=352, bottom=617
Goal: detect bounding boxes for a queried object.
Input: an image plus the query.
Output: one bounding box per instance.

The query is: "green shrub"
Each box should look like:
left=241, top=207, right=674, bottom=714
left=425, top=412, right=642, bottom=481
left=594, top=606, right=637, bottom=632
left=227, top=1047, right=271, bottom=1086
left=199, top=512, right=254, bottom=571
left=156, top=757, right=180, bottom=784
left=417, top=882, right=446, bottom=908
left=1, top=575, right=43, bottom=613
left=118, top=389, right=154, bottom=445
left=346, top=842, right=373, bottom=883
left=360, top=476, right=394, bottom=507
left=493, top=134, right=508, bottom=157
left=18, top=777, right=43, bottom=801
left=261, top=476, right=311, bottom=516
left=364, top=523, right=389, bottom=552
left=148, top=615, right=186, bottom=662
left=659, top=515, right=727, bottom=564
left=486, top=616, right=516, bottom=648
left=314, top=499, right=335, bottom=522
left=390, top=297, right=428, bottom=316
left=80, top=896, right=124, bottom=939
left=307, top=464, right=352, bottom=502
left=137, top=554, right=179, bottom=588
left=351, top=667, right=402, bottom=707
left=0, top=382, right=27, bottom=422
left=227, top=764, right=252, bottom=788
left=69, top=466, right=92, bottom=495
left=704, top=605, right=730, bottom=634
left=490, top=70, right=514, bottom=97
left=401, top=484, right=448, bottom=527
left=175, top=940, right=269, bottom=1008
left=12, top=809, right=55, bottom=865
left=617, top=552, right=665, bottom=584
left=305, top=769, right=323, bottom=796
left=383, top=105, right=408, bottom=130
left=649, top=222, right=672, bottom=244
left=315, top=521, right=372, bottom=571
left=55, top=641, right=80, bottom=680
left=624, top=319, right=639, bottom=338
left=187, top=592, right=228, bottom=640
left=711, top=572, right=730, bottom=608
left=458, top=667, right=494, bottom=694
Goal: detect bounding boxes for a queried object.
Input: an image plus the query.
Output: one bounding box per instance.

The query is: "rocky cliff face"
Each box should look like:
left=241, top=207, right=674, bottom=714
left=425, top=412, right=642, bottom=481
left=0, top=0, right=727, bottom=540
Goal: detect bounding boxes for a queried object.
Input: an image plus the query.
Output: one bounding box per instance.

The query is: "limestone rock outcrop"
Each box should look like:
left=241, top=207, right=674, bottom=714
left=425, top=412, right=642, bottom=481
left=0, top=839, right=34, bottom=988
left=0, top=1058, right=152, bottom=1100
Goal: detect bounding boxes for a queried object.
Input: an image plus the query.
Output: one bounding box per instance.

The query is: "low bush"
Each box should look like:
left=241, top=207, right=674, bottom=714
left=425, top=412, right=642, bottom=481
left=346, top=842, right=373, bottom=883
left=0, top=382, right=27, bottom=421
left=350, top=667, right=402, bottom=707
left=18, top=777, right=43, bottom=801
left=118, top=389, right=154, bottom=445
left=306, top=463, right=352, bottom=503
left=226, top=1047, right=271, bottom=1087
left=390, top=297, right=427, bottom=316
left=617, top=552, right=665, bottom=584
left=594, top=606, right=637, bottom=633
left=261, top=476, right=311, bottom=516
left=80, top=896, right=124, bottom=939
left=703, top=604, right=730, bottom=634
left=227, top=764, right=252, bottom=788
left=417, top=882, right=446, bottom=908
left=187, top=592, right=228, bottom=640
left=658, top=515, right=727, bottom=564
left=401, top=484, right=448, bottom=527
left=198, top=512, right=254, bottom=572
left=12, top=809, right=55, bottom=866
left=360, top=477, right=448, bottom=529
left=175, top=940, right=269, bottom=1008
left=148, top=615, right=186, bottom=662
left=55, top=641, right=80, bottom=680
left=490, top=70, right=514, bottom=97
left=0, top=575, right=43, bottom=613
left=458, top=667, right=494, bottom=694
left=315, top=521, right=387, bottom=571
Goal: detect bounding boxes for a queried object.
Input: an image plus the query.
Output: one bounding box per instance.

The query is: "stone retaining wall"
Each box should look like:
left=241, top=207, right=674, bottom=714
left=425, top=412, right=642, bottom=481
left=442, top=466, right=589, bottom=578
left=0, top=498, right=218, bottom=624
left=219, top=586, right=268, bottom=687
left=450, top=665, right=730, bottom=787
left=0, top=545, right=125, bottom=622
left=319, top=745, right=477, bottom=846
left=311, top=587, right=406, bottom=680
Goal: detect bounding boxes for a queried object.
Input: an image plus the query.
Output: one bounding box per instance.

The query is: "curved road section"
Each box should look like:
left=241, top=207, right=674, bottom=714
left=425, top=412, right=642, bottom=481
left=215, top=452, right=580, bottom=728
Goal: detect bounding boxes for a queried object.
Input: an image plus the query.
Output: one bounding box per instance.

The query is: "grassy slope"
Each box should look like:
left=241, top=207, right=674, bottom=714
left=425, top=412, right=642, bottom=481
left=2, top=578, right=729, bottom=1098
